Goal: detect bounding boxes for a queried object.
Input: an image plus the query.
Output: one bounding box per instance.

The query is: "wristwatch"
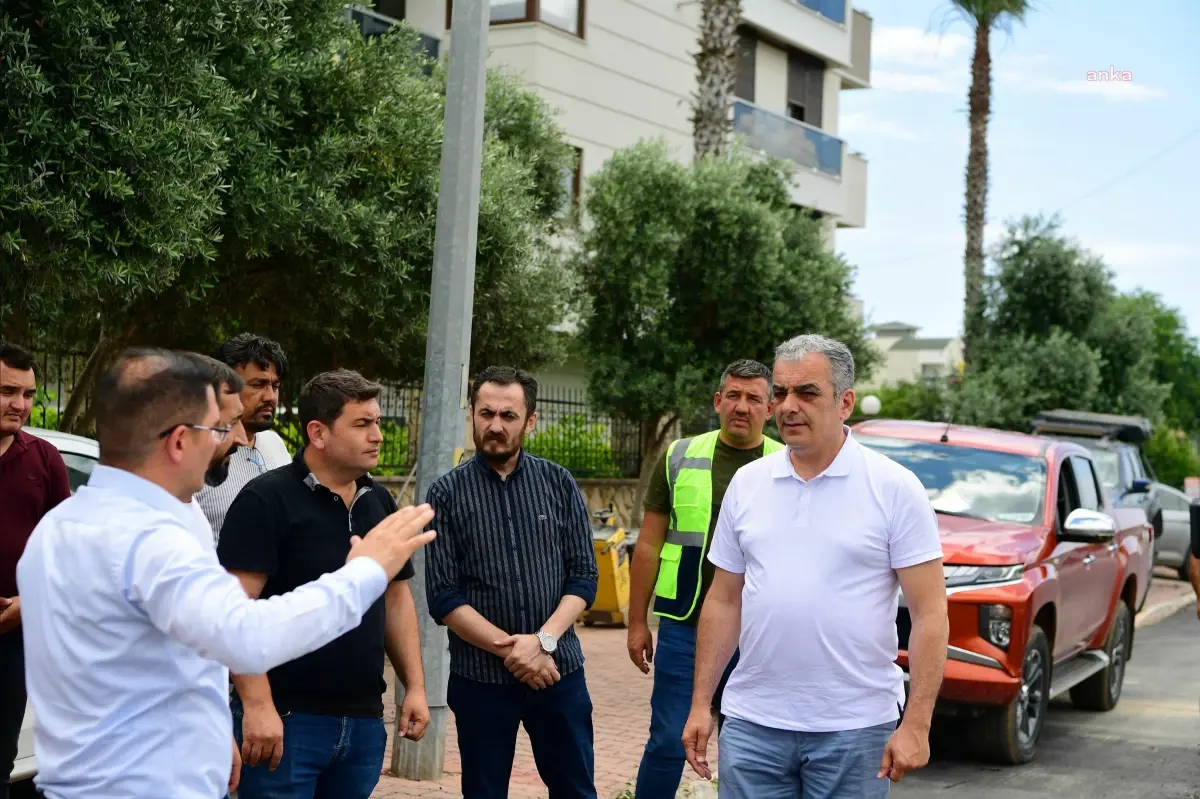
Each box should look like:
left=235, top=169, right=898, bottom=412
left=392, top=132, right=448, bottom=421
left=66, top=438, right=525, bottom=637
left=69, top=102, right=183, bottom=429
left=535, top=629, right=558, bottom=654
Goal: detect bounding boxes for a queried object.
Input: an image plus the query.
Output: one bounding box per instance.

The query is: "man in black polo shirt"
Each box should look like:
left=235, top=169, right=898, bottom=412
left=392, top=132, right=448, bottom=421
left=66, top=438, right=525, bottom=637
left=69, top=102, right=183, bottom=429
left=217, top=370, right=428, bottom=799
left=425, top=366, right=599, bottom=799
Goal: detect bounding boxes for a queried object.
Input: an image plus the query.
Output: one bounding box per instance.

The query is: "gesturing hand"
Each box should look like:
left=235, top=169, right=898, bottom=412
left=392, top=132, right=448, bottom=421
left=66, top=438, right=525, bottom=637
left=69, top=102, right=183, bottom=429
left=347, top=504, right=436, bottom=579
left=877, top=722, right=930, bottom=782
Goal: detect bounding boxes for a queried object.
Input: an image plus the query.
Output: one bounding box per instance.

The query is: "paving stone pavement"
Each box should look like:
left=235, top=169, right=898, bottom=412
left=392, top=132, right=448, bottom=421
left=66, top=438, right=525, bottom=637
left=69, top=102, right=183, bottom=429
left=370, top=623, right=718, bottom=799
left=370, top=574, right=1192, bottom=798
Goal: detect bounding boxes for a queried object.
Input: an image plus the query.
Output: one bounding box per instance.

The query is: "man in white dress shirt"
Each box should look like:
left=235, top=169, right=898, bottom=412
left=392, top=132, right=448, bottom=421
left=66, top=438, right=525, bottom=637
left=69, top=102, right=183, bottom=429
left=16, top=348, right=436, bottom=799
left=682, top=334, right=949, bottom=798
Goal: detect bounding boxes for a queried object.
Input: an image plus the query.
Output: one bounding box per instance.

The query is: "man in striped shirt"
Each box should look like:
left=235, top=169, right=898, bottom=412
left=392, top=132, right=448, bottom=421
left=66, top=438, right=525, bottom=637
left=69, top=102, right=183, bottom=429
left=196, top=334, right=292, bottom=541
left=425, top=366, right=600, bottom=799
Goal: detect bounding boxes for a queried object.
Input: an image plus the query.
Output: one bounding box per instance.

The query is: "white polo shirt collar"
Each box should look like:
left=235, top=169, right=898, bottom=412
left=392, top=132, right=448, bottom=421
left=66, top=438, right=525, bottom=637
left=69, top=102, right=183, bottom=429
left=770, top=425, right=858, bottom=482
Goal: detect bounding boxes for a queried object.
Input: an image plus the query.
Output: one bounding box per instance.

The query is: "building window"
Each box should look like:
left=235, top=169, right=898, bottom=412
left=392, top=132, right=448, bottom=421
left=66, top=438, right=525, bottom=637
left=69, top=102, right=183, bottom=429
left=447, top=0, right=585, bottom=39
left=557, top=147, right=583, bottom=217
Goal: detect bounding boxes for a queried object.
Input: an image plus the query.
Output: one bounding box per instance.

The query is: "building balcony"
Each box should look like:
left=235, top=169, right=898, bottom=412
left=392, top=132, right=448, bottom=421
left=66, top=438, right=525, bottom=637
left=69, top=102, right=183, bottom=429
left=732, top=99, right=866, bottom=227
left=740, top=0, right=852, bottom=67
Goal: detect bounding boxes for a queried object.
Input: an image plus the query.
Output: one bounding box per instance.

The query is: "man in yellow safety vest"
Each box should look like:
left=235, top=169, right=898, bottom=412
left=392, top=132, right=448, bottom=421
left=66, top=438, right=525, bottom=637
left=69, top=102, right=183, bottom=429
left=627, top=359, right=781, bottom=798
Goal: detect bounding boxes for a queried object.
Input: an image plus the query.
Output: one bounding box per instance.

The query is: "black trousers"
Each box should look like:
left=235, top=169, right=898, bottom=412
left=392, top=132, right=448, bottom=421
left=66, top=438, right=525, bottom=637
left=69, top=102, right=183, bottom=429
left=448, top=668, right=596, bottom=799
left=0, top=630, right=27, bottom=799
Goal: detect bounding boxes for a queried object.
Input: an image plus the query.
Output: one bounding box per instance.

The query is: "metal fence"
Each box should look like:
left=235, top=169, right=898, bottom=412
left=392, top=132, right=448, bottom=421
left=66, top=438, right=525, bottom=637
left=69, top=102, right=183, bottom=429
left=24, top=356, right=643, bottom=479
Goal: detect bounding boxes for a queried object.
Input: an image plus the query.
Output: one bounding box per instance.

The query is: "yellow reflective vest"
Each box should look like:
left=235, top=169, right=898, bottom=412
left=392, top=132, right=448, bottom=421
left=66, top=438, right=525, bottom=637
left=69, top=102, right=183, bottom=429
left=653, top=429, right=785, bottom=621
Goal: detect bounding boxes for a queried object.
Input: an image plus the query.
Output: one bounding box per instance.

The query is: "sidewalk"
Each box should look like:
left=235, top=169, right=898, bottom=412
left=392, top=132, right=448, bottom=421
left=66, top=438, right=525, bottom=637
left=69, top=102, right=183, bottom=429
left=371, top=574, right=1191, bottom=799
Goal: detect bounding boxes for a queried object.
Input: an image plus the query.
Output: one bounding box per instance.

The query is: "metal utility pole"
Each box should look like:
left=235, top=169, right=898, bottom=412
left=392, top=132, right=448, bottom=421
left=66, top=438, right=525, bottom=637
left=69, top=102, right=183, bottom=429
left=391, top=0, right=488, bottom=781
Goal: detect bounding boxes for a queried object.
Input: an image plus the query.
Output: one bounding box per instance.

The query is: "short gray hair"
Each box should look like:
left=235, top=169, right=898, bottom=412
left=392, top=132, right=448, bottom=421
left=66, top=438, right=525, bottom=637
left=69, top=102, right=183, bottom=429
left=717, top=359, right=771, bottom=393
left=774, top=334, right=856, bottom=396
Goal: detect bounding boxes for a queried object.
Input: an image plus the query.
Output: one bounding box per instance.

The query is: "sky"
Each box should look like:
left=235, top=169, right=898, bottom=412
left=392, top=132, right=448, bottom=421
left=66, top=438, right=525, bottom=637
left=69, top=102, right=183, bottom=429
left=836, top=0, right=1200, bottom=339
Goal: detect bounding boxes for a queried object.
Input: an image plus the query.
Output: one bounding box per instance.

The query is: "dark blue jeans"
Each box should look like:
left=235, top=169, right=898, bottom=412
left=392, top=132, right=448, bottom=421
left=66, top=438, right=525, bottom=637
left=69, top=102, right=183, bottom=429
left=232, top=702, right=386, bottom=799
left=447, top=668, right=596, bottom=799
left=635, top=619, right=739, bottom=799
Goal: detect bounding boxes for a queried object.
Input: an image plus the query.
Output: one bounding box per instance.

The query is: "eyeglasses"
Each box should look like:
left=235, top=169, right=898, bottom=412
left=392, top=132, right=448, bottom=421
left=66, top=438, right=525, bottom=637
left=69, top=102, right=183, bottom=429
left=158, top=423, right=234, bottom=444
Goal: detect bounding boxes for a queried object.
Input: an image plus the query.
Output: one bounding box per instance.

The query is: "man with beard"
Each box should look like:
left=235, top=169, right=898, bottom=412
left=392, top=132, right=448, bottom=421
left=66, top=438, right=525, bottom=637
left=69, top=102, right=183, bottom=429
left=0, top=342, right=70, bottom=799
left=628, top=359, right=781, bottom=798
left=217, top=370, right=428, bottom=799
left=196, top=334, right=292, bottom=542
left=188, top=354, right=251, bottom=494
left=424, top=366, right=599, bottom=799
left=17, top=349, right=436, bottom=799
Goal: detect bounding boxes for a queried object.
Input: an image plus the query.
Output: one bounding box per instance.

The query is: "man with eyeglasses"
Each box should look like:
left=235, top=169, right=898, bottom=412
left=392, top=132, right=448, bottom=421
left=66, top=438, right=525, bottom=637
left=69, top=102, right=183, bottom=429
left=16, top=348, right=437, bottom=799
left=196, top=334, right=292, bottom=542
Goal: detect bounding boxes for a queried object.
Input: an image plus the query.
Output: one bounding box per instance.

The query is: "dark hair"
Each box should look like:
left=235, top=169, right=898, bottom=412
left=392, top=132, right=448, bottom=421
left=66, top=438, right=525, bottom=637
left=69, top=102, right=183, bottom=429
left=0, top=341, right=40, bottom=381
left=186, top=353, right=245, bottom=396
left=94, top=348, right=215, bottom=466
left=718, top=359, right=771, bottom=393
left=298, top=369, right=382, bottom=444
left=214, top=333, right=288, bottom=380
left=470, top=366, right=538, bottom=416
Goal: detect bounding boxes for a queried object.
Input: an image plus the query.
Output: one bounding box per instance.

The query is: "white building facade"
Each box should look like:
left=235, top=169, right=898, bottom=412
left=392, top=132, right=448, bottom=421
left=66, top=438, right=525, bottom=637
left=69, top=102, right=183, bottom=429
left=370, top=0, right=872, bottom=238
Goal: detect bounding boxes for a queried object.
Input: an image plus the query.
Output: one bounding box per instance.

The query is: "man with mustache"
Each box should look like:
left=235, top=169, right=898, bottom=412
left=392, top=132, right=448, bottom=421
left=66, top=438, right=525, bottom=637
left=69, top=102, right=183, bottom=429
left=628, top=359, right=782, bottom=798
left=0, top=342, right=70, bottom=799
left=196, top=334, right=292, bottom=542
left=17, top=349, right=436, bottom=799
left=424, top=365, right=599, bottom=798
left=217, top=369, right=428, bottom=799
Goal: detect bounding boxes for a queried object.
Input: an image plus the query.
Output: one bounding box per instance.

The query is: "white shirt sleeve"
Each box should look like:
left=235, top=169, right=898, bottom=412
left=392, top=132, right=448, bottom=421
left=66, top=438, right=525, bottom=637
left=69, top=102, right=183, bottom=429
left=888, top=469, right=944, bottom=570
left=124, top=520, right=389, bottom=675
left=707, top=472, right=746, bottom=575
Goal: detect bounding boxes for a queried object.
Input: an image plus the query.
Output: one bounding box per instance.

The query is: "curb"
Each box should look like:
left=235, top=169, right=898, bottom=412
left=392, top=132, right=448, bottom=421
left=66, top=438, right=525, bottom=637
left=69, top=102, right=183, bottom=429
left=1134, top=593, right=1194, bottom=629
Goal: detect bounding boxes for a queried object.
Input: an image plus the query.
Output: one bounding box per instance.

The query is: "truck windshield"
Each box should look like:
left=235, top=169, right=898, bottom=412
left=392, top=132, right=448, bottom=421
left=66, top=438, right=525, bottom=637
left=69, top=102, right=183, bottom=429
left=857, top=435, right=1046, bottom=525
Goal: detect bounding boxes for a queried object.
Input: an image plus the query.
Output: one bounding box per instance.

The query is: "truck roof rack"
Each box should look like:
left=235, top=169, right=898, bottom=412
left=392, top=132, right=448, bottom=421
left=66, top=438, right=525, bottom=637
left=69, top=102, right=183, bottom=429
left=1030, top=409, right=1153, bottom=444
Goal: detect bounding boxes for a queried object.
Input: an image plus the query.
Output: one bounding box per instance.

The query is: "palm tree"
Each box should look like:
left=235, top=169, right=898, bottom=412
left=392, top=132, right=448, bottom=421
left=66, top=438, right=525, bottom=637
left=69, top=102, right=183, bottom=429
left=691, top=0, right=743, bottom=158
left=950, top=0, right=1031, bottom=370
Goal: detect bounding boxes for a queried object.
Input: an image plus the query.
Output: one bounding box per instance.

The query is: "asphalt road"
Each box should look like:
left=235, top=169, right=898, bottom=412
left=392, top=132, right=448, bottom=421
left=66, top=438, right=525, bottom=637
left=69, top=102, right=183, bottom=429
left=895, top=606, right=1200, bottom=799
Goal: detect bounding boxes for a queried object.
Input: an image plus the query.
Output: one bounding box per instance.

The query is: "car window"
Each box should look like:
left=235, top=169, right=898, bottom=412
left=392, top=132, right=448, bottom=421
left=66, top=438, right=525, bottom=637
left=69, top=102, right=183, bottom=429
left=1123, top=448, right=1144, bottom=482
left=856, top=435, right=1046, bottom=525
left=1090, top=449, right=1121, bottom=499
left=1057, top=459, right=1081, bottom=530
left=59, top=452, right=98, bottom=494
left=1069, top=456, right=1101, bottom=511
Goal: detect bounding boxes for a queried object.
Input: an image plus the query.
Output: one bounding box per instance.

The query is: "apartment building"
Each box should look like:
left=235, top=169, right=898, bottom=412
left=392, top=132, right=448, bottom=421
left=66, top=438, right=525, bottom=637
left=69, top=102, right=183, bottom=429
left=859, top=322, right=965, bottom=390
left=359, top=0, right=872, bottom=239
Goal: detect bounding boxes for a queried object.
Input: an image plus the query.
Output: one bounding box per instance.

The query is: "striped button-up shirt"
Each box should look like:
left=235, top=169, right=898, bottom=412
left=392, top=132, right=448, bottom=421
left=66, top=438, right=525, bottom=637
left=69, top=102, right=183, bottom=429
left=425, top=451, right=599, bottom=684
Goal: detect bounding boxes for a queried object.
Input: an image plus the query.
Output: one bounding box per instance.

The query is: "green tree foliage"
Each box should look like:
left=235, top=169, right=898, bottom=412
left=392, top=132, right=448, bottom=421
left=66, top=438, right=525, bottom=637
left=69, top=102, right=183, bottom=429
left=2, top=0, right=575, bottom=431
left=574, top=140, right=878, bottom=504
left=859, top=381, right=949, bottom=422
left=957, top=215, right=1170, bottom=430
left=1121, top=291, right=1200, bottom=434
left=525, top=414, right=623, bottom=478
left=1142, top=424, right=1200, bottom=491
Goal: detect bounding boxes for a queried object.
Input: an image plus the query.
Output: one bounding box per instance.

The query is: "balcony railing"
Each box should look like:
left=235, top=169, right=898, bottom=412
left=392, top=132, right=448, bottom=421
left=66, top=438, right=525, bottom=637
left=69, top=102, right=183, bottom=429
left=791, top=0, right=847, bottom=25
left=344, top=5, right=441, bottom=64
left=732, top=100, right=844, bottom=179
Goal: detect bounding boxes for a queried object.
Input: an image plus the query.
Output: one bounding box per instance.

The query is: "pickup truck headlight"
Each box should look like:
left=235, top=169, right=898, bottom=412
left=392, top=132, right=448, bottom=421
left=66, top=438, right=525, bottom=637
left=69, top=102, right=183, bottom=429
left=943, top=564, right=1024, bottom=588
left=979, top=605, right=1012, bottom=649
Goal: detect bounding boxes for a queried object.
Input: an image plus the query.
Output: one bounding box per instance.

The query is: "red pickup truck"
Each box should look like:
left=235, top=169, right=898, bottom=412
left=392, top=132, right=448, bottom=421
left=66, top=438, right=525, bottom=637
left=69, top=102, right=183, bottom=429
left=854, top=420, right=1153, bottom=764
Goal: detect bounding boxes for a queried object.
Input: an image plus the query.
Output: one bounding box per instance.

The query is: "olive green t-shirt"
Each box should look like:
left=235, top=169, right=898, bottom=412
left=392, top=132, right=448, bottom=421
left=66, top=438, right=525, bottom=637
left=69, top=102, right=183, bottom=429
left=644, top=437, right=768, bottom=625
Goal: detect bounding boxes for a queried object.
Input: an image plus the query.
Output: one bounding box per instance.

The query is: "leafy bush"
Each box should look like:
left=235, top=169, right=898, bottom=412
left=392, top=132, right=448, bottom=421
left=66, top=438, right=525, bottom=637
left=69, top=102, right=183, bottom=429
left=1143, top=424, right=1200, bottom=491
left=525, top=414, right=622, bottom=478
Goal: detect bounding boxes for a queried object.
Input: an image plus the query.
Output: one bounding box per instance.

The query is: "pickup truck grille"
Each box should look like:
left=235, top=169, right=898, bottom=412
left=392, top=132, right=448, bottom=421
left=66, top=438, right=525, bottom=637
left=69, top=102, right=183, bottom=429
left=896, top=607, right=912, bottom=651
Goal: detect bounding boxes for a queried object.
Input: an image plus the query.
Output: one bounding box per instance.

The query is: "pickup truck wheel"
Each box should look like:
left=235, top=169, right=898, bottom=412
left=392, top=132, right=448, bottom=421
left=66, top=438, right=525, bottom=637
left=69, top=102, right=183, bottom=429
left=1070, top=601, right=1132, bottom=712
left=972, top=625, right=1050, bottom=765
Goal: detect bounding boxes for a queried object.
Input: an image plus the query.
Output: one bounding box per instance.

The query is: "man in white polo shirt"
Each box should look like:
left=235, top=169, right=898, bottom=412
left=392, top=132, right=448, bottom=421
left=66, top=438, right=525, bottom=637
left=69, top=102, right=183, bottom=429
left=682, top=334, right=949, bottom=798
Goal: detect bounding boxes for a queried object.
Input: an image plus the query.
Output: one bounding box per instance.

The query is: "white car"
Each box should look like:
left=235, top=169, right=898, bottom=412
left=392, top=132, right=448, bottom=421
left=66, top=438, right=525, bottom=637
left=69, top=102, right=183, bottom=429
left=1153, top=482, right=1196, bottom=579
left=10, top=428, right=100, bottom=786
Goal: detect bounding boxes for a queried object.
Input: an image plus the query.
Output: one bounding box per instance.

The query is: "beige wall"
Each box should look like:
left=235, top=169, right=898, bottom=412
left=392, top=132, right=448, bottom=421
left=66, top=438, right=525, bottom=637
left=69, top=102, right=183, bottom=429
left=755, top=40, right=790, bottom=115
